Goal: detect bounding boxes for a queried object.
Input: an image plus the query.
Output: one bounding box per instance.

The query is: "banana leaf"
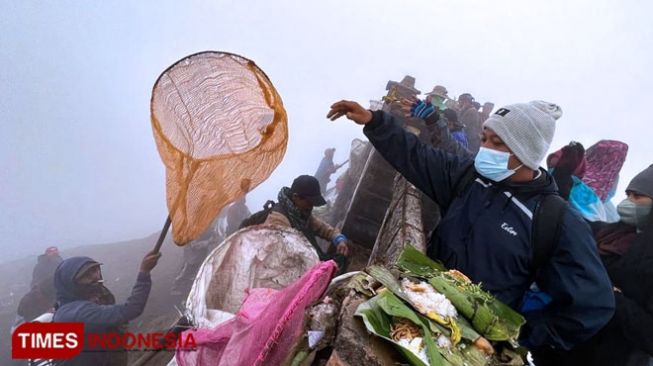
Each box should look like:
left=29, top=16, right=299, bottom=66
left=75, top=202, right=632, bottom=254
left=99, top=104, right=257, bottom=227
left=396, top=245, right=526, bottom=342
left=356, top=290, right=489, bottom=366
left=367, top=265, right=480, bottom=343
left=355, top=290, right=444, bottom=366
left=396, top=245, right=447, bottom=274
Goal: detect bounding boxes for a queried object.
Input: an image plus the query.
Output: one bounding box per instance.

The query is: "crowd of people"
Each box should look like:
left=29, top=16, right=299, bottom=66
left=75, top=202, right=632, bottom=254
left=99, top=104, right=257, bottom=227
left=11, top=74, right=653, bottom=366
left=326, top=74, right=652, bottom=365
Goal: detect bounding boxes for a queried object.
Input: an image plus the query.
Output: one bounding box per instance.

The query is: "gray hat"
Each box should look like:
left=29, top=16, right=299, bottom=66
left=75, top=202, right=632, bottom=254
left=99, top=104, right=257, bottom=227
left=626, top=164, right=653, bottom=199
left=484, top=100, right=563, bottom=170
left=426, top=85, right=448, bottom=98
left=386, top=75, right=421, bottom=95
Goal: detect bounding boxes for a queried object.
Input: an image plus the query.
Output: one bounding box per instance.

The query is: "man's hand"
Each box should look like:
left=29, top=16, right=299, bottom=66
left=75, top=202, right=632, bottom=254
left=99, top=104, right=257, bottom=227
left=140, top=250, right=162, bottom=273
left=327, top=101, right=373, bottom=125
left=336, top=241, right=349, bottom=256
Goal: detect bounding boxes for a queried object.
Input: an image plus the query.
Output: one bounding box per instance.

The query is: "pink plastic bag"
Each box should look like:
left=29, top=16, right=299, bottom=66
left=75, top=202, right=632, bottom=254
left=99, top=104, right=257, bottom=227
left=176, top=260, right=337, bottom=366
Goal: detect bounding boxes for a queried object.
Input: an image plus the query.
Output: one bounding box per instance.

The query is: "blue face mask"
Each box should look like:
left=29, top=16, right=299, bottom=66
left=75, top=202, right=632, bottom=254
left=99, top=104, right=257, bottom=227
left=474, top=147, right=523, bottom=182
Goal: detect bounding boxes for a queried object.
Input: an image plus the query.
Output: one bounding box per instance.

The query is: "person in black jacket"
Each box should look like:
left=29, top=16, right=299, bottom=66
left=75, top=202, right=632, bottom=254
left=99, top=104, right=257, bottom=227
left=574, top=164, right=653, bottom=365
left=327, top=99, right=614, bottom=364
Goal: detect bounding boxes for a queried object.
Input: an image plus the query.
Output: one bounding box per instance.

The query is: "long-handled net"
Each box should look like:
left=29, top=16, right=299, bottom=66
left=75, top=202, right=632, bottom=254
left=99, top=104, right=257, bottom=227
left=150, top=51, right=288, bottom=246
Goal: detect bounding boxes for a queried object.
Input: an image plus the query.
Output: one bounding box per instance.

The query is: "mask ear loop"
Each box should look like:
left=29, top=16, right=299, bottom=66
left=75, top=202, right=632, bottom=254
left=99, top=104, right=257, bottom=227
left=508, top=152, right=524, bottom=175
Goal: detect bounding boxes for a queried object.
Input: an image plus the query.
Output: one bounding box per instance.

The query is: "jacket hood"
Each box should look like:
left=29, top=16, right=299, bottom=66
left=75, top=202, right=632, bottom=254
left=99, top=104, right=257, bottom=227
left=54, top=256, right=98, bottom=305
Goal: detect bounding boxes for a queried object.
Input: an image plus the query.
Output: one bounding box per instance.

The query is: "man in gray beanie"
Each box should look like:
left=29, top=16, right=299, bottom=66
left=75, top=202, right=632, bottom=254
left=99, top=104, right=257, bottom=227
left=483, top=101, right=562, bottom=171
left=327, top=99, right=614, bottom=365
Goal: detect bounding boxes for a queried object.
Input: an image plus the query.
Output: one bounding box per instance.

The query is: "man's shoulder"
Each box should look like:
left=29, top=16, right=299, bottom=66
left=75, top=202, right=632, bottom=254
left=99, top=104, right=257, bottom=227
left=54, top=300, right=95, bottom=321
left=264, top=209, right=291, bottom=227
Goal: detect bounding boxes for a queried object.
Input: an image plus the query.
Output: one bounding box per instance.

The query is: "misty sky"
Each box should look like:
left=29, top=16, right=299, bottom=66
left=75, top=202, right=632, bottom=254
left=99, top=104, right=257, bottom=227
left=1, top=0, right=652, bottom=262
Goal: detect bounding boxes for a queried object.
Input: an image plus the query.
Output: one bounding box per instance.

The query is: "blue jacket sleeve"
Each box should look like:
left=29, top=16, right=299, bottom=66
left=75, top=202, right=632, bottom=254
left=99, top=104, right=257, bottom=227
left=75, top=272, right=152, bottom=326
left=363, top=110, right=472, bottom=209
left=524, top=209, right=615, bottom=350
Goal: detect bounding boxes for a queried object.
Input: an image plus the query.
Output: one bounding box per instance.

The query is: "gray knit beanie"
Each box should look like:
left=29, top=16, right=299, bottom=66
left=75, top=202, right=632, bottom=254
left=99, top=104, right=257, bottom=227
left=626, top=164, right=653, bottom=199
left=483, top=101, right=563, bottom=170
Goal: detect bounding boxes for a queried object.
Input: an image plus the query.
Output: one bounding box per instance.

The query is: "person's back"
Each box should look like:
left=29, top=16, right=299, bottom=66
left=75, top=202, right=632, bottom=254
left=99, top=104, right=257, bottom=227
left=18, top=275, right=56, bottom=321
left=31, top=247, right=62, bottom=288
left=52, top=252, right=160, bottom=366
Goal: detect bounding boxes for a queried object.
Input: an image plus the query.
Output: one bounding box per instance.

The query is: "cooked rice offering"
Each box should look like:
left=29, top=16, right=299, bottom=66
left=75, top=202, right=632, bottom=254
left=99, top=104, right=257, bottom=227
left=401, top=279, right=458, bottom=318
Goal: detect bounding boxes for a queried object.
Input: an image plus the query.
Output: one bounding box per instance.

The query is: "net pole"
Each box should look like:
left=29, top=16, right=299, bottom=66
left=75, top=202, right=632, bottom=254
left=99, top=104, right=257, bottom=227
left=153, top=216, right=172, bottom=253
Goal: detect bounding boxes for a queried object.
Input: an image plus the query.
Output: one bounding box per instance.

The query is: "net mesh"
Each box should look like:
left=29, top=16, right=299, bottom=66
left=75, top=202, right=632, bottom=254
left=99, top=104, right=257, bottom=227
left=151, top=52, right=288, bottom=245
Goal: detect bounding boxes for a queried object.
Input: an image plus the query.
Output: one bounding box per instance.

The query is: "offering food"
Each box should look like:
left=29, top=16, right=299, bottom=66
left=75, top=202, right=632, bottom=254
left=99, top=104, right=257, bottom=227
left=355, top=246, right=526, bottom=366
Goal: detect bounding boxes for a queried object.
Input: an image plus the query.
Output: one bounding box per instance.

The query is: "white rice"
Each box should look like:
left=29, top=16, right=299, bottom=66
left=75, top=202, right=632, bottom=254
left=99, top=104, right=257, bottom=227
left=401, top=279, right=458, bottom=318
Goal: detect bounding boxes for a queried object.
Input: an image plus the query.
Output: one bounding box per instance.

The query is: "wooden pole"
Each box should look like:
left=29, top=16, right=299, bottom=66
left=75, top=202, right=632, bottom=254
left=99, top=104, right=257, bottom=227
left=153, top=216, right=171, bottom=253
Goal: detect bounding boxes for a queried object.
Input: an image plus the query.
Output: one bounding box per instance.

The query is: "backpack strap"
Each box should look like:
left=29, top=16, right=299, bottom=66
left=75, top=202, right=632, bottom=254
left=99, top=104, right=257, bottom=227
left=531, top=194, right=567, bottom=274
left=263, top=200, right=275, bottom=211
left=238, top=200, right=276, bottom=229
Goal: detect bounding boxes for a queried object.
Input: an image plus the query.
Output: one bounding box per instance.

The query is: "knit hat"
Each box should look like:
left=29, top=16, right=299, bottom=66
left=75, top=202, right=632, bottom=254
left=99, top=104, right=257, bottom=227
left=626, top=164, right=653, bottom=199
left=484, top=100, right=563, bottom=170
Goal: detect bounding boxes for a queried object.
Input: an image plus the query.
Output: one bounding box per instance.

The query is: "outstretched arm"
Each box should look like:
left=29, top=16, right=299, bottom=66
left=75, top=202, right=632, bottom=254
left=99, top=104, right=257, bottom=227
left=327, top=100, right=473, bottom=208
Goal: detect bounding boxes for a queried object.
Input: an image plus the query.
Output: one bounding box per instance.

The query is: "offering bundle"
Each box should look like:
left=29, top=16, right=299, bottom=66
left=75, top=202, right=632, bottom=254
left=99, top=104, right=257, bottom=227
left=355, top=246, right=526, bottom=366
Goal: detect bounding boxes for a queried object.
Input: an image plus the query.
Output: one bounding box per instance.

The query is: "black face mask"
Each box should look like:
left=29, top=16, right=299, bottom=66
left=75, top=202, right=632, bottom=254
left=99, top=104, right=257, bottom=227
left=75, top=282, right=115, bottom=305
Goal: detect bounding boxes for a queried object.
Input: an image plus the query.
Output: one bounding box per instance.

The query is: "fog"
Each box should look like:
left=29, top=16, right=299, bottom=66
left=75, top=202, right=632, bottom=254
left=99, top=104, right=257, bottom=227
left=1, top=0, right=651, bottom=262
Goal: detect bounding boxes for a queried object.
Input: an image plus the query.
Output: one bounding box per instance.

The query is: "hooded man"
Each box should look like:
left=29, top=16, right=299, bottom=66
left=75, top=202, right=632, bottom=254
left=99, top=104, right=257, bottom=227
left=327, top=99, right=614, bottom=364
left=52, top=251, right=160, bottom=365
left=264, top=175, right=349, bottom=270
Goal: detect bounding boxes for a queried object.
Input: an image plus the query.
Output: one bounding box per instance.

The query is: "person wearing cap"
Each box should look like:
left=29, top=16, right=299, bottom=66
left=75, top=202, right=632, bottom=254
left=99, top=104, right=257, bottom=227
left=327, top=100, right=614, bottom=363
left=52, top=250, right=160, bottom=365
left=573, top=164, right=653, bottom=365
left=31, top=246, right=63, bottom=288
left=264, top=175, right=349, bottom=267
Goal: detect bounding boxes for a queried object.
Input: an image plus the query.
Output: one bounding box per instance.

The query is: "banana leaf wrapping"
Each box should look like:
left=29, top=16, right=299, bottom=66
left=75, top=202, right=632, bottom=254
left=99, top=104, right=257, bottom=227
left=355, top=290, right=488, bottom=366
left=395, top=246, right=525, bottom=342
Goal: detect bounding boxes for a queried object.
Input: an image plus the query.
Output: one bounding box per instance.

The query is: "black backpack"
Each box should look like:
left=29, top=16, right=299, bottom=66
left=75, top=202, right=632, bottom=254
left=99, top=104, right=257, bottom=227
left=450, top=166, right=568, bottom=273
left=238, top=200, right=276, bottom=229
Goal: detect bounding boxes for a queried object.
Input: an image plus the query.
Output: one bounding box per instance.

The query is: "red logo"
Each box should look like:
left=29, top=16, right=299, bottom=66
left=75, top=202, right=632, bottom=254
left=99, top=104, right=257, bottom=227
left=12, top=322, right=197, bottom=360
left=12, top=322, right=84, bottom=359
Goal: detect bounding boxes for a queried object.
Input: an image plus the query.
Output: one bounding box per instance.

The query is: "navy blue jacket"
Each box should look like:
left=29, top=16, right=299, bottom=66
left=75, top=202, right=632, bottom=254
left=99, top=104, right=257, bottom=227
left=52, top=256, right=151, bottom=365
left=364, top=110, right=614, bottom=350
